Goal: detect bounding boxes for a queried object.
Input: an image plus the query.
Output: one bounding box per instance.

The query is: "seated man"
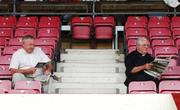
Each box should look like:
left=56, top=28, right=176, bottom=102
left=124, top=37, right=159, bottom=87
left=9, top=35, right=52, bottom=87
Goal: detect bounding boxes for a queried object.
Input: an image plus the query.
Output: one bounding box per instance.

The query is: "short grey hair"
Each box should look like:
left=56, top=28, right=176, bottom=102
left=136, top=37, right=148, bottom=46
left=22, top=35, right=35, bottom=43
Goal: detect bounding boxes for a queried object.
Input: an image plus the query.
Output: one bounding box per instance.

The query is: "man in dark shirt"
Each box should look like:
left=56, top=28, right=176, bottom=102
left=124, top=37, right=159, bottom=86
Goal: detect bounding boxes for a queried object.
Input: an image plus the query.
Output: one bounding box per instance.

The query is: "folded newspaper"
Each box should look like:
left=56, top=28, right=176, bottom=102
left=144, top=58, right=170, bottom=78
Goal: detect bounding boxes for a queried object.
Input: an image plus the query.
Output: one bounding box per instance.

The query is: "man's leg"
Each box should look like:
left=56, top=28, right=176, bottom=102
left=12, top=73, right=33, bottom=84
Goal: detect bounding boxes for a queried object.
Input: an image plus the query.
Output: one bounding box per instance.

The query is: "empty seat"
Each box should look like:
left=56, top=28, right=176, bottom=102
left=149, top=29, right=171, bottom=40
left=0, top=89, right=4, bottom=94
left=154, top=46, right=178, bottom=58
left=126, top=29, right=148, bottom=40
left=14, top=81, right=41, bottom=93
left=40, top=16, right=60, bottom=23
left=94, top=16, right=115, bottom=39
left=8, top=38, right=23, bottom=46
left=149, top=16, right=170, bottom=23
left=18, top=16, right=38, bottom=23
left=38, top=28, right=59, bottom=40
left=171, top=22, right=180, bottom=30
left=8, top=90, right=37, bottom=94
left=151, top=39, right=174, bottom=49
left=0, top=80, right=12, bottom=93
left=148, top=21, right=169, bottom=30
left=127, top=16, right=148, bottom=23
left=125, top=21, right=147, bottom=30
left=159, top=80, right=180, bottom=93
left=16, top=21, right=37, bottom=29
left=0, top=65, right=11, bottom=78
left=15, top=28, right=36, bottom=38
left=39, top=46, right=53, bottom=58
left=0, top=16, right=16, bottom=25
left=0, top=55, right=11, bottom=65
left=128, top=81, right=157, bottom=94
left=162, top=66, right=180, bottom=79
left=128, top=46, right=153, bottom=55
left=175, top=39, right=180, bottom=50
left=39, top=16, right=60, bottom=29
left=34, top=39, right=56, bottom=49
left=0, top=29, right=13, bottom=39
left=172, top=16, right=180, bottom=22
left=173, top=30, right=180, bottom=41
left=3, top=46, right=21, bottom=56
left=0, top=20, right=15, bottom=30
left=0, top=38, right=7, bottom=49
left=71, top=16, right=92, bottom=39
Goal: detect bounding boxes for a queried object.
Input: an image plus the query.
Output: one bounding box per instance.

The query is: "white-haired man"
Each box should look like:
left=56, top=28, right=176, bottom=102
left=124, top=37, right=159, bottom=86
left=9, top=35, right=52, bottom=86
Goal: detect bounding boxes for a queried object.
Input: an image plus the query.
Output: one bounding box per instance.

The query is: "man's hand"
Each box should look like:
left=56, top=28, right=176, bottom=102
left=144, top=63, right=153, bottom=70
left=27, top=67, right=37, bottom=74
left=44, top=70, right=51, bottom=75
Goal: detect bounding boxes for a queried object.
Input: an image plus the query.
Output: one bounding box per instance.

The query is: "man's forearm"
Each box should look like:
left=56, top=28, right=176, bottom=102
left=130, top=65, right=145, bottom=74
left=10, top=68, right=32, bottom=75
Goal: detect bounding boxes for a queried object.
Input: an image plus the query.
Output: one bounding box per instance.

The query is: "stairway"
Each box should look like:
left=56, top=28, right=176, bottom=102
left=48, top=49, right=127, bottom=94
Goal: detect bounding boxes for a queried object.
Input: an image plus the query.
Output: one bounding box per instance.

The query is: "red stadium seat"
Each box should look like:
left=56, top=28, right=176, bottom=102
left=128, top=81, right=157, bottom=94
left=38, top=28, right=59, bottom=40
left=172, top=16, right=180, bottom=22
left=15, top=28, right=36, bottom=38
left=171, top=22, right=180, bottom=30
left=154, top=46, right=178, bottom=58
left=127, top=16, right=148, bottom=23
left=162, top=66, right=180, bottom=79
left=39, top=16, right=60, bottom=29
left=149, top=29, right=171, bottom=40
left=3, top=46, right=21, bottom=56
left=128, top=46, right=153, bottom=55
left=0, top=80, right=12, bottom=93
left=148, top=21, right=169, bottom=30
left=18, top=16, right=38, bottom=23
left=0, top=29, right=13, bottom=39
left=175, top=39, right=180, bottom=50
left=39, top=46, right=53, bottom=58
left=0, top=38, right=7, bottom=49
left=16, top=21, right=37, bottom=29
left=125, top=21, right=147, bottom=30
left=40, top=16, right=60, bottom=23
left=149, top=16, right=170, bottom=23
left=71, top=16, right=92, bottom=39
left=0, top=21, right=15, bottom=30
left=0, top=65, right=11, bottom=78
left=126, top=29, right=148, bottom=40
left=0, top=55, right=11, bottom=65
left=0, top=16, right=17, bottom=24
left=151, top=39, right=174, bottom=49
left=173, top=30, right=180, bottom=41
left=34, top=39, right=56, bottom=49
left=8, top=90, right=37, bottom=94
left=159, top=80, right=180, bottom=93
left=8, top=38, right=23, bottom=46
left=14, top=81, right=41, bottom=93
left=0, top=89, right=5, bottom=94
left=94, top=16, right=115, bottom=39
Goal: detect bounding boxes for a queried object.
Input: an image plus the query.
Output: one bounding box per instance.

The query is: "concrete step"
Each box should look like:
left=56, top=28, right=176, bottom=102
left=57, top=63, right=125, bottom=72
left=62, top=60, right=118, bottom=64
left=58, top=66, right=123, bottom=73
left=54, top=72, right=126, bottom=83
left=65, top=49, right=119, bottom=53
left=61, top=54, right=120, bottom=61
left=48, top=82, right=127, bottom=94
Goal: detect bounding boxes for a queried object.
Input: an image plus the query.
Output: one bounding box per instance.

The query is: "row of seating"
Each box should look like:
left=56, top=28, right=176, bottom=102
left=71, top=16, right=115, bottom=40
left=128, top=80, right=180, bottom=94
left=0, top=80, right=41, bottom=94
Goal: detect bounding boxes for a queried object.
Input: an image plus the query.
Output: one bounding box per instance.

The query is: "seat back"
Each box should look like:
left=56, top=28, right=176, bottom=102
left=159, top=80, right=180, bottom=93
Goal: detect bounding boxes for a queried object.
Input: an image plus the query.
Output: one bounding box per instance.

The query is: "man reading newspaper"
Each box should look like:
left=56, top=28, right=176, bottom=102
left=125, top=37, right=160, bottom=86
left=9, top=35, right=52, bottom=91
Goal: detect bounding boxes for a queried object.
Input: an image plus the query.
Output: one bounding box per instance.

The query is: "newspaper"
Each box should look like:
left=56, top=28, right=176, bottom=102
left=32, top=68, right=51, bottom=83
left=144, top=58, right=170, bottom=78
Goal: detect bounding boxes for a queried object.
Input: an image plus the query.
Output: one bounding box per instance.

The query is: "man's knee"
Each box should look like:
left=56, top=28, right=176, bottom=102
left=12, top=73, right=26, bottom=83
